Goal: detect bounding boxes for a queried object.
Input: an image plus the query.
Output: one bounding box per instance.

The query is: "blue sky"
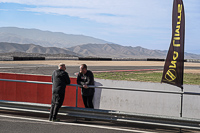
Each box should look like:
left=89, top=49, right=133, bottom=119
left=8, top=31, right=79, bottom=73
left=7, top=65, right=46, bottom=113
left=0, top=0, right=200, bottom=54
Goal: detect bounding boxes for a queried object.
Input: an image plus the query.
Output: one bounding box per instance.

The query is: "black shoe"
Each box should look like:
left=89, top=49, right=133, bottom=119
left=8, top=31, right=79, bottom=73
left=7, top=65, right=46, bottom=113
left=84, top=118, right=91, bottom=121
left=52, top=118, right=60, bottom=122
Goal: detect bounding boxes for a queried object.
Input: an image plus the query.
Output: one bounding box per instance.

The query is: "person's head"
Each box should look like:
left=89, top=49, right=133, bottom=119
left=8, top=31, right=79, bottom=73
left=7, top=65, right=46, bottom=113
left=80, top=64, right=87, bottom=74
left=58, top=63, right=66, bottom=71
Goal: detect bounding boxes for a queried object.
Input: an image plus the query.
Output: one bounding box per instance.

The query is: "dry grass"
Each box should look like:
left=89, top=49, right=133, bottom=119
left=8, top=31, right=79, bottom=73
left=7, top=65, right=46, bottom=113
left=0, top=60, right=199, bottom=75
left=0, top=60, right=200, bottom=67
left=184, top=69, right=200, bottom=74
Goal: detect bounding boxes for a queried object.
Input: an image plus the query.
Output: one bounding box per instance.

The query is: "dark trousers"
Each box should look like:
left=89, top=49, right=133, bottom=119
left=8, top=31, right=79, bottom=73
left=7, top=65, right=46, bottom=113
left=82, top=95, right=94, bottom=108
left=49, top=93, right=64, bottom=120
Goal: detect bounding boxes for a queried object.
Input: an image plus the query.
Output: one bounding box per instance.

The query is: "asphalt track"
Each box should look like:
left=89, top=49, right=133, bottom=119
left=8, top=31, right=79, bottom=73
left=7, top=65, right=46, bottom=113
left=0, top=110, right=196, bottom=133
left=0, top=64, right=163, bottom=77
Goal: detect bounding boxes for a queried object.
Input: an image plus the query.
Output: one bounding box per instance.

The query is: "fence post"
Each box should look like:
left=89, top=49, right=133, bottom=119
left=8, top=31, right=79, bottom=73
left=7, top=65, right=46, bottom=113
left=75, top=86, right=78, bottom=108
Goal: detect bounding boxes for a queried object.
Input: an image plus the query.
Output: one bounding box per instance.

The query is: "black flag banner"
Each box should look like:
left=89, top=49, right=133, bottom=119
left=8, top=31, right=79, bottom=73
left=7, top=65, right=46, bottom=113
left=161, top=0, right=185, bottom=88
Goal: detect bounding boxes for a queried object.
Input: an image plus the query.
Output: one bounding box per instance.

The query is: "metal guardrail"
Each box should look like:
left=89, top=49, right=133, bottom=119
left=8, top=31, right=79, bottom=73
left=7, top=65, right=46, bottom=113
left=1, top=100, right=200, bottom=130
left=1, top=78, right=200, bottom=131
left=0, top=78, right=200, bottom=96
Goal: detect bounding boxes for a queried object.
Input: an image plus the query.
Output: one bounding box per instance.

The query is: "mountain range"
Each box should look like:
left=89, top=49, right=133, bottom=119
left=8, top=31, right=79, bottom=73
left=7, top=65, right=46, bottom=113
left=0, top=27, right=199, bottom=59
left=68, top=43, right=168, bottom=58
left=0, top=27, right=108, bottom=48
left=0, top=42, right=79, bottom=56
left=1, top=42, right=199, bottom=59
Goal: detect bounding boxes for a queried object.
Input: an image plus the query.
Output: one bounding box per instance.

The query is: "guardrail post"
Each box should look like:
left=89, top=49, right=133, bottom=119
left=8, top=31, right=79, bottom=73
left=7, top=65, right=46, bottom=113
left=75, top=86, right=78, bottom=108
left=180, top=87, right=184, bottom=133
left=75, top=86, right=79, bottom=122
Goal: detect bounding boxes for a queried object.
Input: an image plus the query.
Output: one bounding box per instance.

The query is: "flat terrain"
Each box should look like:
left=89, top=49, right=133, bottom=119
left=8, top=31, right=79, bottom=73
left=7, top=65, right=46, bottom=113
left=0, top=61, right=199, bottom=77
left=0, top=60, right=200, bottom=67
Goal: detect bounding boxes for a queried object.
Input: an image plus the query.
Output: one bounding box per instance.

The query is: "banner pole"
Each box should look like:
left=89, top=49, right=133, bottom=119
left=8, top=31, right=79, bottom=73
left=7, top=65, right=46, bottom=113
left=180, top=86, right=183, bottom=117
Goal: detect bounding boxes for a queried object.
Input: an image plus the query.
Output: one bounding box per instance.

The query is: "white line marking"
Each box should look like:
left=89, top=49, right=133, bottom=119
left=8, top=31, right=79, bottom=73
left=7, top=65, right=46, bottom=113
left=0, top=107, right=50, bottom=114
left=0, top=107, right=67, bottom=115
left=0, top=114, right=157, bottom=133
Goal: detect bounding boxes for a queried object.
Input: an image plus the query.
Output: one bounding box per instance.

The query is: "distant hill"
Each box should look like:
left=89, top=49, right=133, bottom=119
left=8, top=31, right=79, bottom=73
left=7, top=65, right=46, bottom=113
left=0, top=42, right=199, bottom=59
left=68, top=43, right=167, bottom=58
left=68, top=43, right=200, bottom=59
left=0, top=42, right=79, bottom=56
left=0, top=27, right=109, bottom=48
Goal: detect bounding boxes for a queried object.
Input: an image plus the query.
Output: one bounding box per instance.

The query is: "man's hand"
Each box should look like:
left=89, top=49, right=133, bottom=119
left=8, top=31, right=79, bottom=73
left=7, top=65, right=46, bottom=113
left=83, top=85, right=88, bottom=89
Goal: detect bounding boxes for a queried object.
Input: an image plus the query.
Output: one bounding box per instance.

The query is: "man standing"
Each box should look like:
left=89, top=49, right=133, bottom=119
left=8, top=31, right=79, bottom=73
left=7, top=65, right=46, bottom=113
left=49, top=63, right=70, bottom=121
left=77, top=64, right=94, bottom=108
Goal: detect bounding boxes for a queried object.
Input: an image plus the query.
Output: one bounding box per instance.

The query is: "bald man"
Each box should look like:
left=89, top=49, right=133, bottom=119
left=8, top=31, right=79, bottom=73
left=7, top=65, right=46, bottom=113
left=49, top=63, right=70, bottom=122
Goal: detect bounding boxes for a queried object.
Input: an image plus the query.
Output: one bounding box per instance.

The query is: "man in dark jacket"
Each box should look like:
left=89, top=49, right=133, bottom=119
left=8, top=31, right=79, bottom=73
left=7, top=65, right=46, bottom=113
left=49, top=63, right=70, bottom=121
left=77, top=64, right=94, bottom=108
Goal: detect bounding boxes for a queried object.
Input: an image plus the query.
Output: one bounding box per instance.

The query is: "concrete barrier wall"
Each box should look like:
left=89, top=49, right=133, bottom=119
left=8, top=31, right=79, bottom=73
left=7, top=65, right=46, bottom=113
left=93, top=79, right=200, bottom=119
left=0, top=73, right=84, bottom=108
left=0, top=56, right=13, bottom=61
left=186, top=59, right=200, bottom=63
left=182, top=84, right=200, bottom=119
left=45, top=57, right=79, bottom=60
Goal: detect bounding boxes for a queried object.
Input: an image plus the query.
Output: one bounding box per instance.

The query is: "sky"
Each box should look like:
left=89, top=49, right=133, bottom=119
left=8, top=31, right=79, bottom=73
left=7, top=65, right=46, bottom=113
left=0, top=0, right=200, bottom=54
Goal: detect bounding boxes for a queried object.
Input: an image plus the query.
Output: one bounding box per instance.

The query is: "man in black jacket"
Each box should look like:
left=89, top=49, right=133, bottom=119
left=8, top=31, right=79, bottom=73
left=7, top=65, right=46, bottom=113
left=49, top=63, right=70, bottom=121
left=77, top=64, right=94, bottom=108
